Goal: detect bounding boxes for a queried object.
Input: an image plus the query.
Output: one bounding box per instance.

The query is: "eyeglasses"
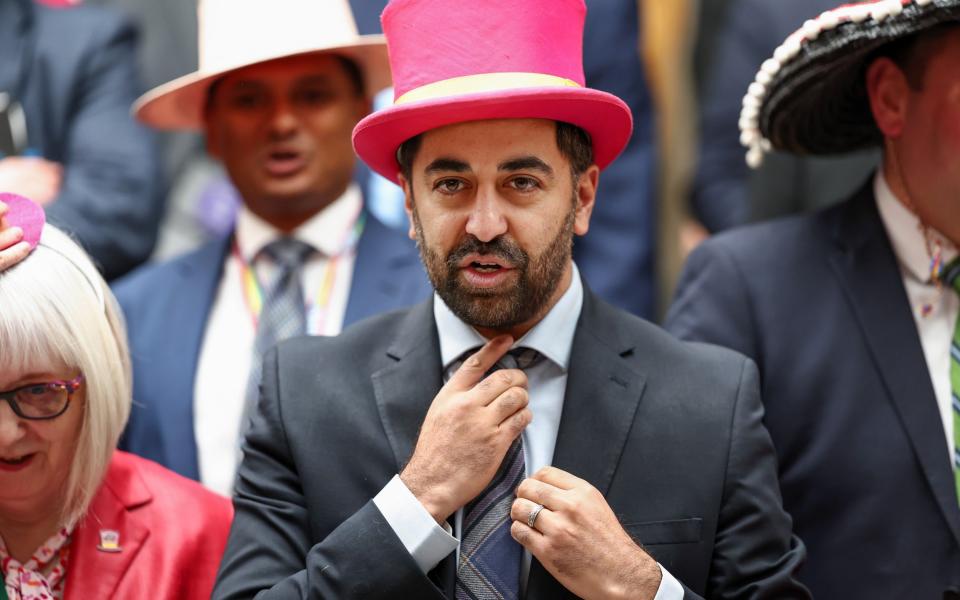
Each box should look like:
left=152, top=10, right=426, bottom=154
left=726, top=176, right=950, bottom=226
left=0, top=375, right=84, bottom=420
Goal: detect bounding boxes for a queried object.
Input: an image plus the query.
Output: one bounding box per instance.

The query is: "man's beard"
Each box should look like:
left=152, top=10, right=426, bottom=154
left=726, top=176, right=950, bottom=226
left=412, top=201, right=576, bottom=330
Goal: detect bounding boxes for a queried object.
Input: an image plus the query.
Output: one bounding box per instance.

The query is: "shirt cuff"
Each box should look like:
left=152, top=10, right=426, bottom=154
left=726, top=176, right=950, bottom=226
left=372, top=474, right=459, bottom=573
left=653, top=563, right=684, bottom=600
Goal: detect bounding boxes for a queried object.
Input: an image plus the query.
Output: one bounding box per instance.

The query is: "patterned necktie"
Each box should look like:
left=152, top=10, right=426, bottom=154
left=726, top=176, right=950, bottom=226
left=944, top=259, right=960, bottom=505
left=242, top=238, right=314, bottom=431
left=447, top=347, right=544, bottom=600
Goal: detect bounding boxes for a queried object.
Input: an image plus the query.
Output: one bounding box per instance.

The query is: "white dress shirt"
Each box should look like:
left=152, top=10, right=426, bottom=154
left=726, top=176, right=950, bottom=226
left=373, top=264, right=683, bottom=599
left=194, top=184, right=362, bottom=496
left=875, top=172, right=959, bottom=463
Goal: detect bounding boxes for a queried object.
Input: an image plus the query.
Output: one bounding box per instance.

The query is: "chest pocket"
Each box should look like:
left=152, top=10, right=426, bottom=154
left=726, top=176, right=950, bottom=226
left=623, top=517, right=702, bottom=545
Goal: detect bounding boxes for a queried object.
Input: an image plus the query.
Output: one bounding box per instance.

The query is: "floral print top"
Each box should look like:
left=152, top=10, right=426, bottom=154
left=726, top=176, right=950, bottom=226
left=0, top=527, right=72, bottom=600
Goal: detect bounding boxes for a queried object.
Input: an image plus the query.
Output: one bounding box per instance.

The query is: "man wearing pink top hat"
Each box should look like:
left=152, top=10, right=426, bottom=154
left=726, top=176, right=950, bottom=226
left=213, top=1, right=809, bottom=599
left=111, top=0, right=430, bottom=497
left=668, top=1, right=960, bottom=597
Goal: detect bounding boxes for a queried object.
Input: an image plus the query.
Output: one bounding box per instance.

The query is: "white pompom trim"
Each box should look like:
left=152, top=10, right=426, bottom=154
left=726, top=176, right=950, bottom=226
left=740, top=0, right=926, bottom=168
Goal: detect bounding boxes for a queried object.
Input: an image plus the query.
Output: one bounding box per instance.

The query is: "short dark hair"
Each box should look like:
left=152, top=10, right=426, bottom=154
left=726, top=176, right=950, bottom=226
left=397, top=121, right=594, bottom=183
left=873, top=23, right=959, bottom=90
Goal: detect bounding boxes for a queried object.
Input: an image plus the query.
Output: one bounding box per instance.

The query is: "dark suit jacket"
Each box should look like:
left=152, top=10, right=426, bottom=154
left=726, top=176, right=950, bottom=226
left=0, top=0, right=161, bottom=279
left=350, top=0, right=658, bottom=318
left=212, top=285, right=809, bottom=599
left=666, top=181, right=960, bottom=598
left=112, top=210, right=432, bottom=480
left=66, top=451, right=232, bottom=600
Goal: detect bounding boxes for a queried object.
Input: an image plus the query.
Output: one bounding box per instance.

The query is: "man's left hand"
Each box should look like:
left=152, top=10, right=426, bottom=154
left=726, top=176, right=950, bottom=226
left=511, top=466, right=662, bottom=600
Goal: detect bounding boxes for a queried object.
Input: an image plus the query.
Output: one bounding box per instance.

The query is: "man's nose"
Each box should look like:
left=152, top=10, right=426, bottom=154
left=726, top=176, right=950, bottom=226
left=464, top=187, right=508, bottom=242
left=0, top=401, right=25, bottom=447
left=268, top=100, right=298, bottom=137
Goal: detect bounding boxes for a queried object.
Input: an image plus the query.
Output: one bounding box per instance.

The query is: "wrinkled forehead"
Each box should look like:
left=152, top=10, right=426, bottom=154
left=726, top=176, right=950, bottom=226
left=415, top=119, right=565, bottom=172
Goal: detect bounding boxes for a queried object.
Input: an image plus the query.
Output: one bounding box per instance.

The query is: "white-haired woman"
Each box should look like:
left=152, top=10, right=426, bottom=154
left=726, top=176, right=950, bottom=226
left=0, top=196, right=232, bottom=600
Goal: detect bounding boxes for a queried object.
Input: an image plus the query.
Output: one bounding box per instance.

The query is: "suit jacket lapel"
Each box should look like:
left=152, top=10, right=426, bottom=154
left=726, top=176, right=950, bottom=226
left=371, top=298, right=442, bottom=468
left=344, top=209, right=426, bottom=328
left=829, top=184, right=960, bottom=547
left=146, top=237, right=229, bottom=478
left=369, top=298, right=457, bottom=596
left=64, top=458, right=152, bottom=598
left=527, top=285, right=647, bottom=599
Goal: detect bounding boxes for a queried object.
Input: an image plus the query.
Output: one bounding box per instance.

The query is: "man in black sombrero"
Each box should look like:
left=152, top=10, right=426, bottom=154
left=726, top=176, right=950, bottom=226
left=668, top=0, right=960, bottom=597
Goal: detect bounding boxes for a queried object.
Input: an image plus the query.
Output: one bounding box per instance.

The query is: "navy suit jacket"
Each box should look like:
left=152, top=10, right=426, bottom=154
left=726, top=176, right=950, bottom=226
left=0, top=0, right=161, bottom=279
left=666, top=181, right=960, bottom=598
left=351, top=0, right=657, bottom=318
left=113, top=210, right=432, bottom=480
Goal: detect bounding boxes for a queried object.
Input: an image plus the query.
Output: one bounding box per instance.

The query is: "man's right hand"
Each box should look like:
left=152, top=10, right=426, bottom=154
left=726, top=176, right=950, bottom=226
left=401, top=335, right=531, bottom=524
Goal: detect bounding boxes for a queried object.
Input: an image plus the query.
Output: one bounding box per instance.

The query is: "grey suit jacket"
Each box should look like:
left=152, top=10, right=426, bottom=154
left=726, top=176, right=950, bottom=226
left=213, top=286, right=810, bottom=599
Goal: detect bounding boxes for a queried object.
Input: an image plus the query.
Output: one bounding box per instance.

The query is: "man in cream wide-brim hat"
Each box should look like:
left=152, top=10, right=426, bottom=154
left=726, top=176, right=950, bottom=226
left=668, top=1, right=960, bottom=597
left=112, top=0, right=430, bottom=497
left=213, top=1, right=810, bottom=598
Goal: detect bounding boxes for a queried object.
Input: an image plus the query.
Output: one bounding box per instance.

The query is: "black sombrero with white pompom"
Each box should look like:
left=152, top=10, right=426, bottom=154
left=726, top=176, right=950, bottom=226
left=740, top=0, right=960, bottom=168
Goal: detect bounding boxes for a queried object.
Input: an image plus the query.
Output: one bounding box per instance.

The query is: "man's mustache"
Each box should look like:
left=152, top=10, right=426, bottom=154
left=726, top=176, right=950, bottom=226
left=445, top=236, right=528, bottom=269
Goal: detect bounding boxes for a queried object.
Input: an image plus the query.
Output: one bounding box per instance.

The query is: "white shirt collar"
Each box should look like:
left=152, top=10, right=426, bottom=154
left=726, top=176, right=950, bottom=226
left=235, top=183, right=363, bottom=261
left=434, top=263, right=584, bottom=372
left=874, top=171, right=957, bottom=285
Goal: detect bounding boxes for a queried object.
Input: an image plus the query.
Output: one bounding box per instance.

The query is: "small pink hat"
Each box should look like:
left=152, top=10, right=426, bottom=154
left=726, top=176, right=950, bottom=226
left=352, top=0, right=634, bottom=184
left=0, top=192, right=45, bottom=251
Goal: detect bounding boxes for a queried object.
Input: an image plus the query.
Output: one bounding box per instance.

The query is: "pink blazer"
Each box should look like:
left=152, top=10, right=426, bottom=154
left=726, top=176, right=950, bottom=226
left=64, top=451, right=233, bottom=599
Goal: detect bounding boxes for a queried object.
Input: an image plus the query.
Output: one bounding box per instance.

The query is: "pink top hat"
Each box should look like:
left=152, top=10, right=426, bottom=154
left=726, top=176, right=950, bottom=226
left=1, top=192, right=45, bottom=251
left=352, top=0, right=634, bottom=184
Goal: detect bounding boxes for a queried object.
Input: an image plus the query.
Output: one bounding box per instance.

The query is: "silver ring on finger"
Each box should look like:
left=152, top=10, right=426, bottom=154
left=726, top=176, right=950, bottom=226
left=527, top=503, right=545, bottom=529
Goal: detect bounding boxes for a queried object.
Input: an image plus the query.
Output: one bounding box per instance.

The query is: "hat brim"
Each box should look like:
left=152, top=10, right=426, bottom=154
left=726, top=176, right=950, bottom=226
left=134, top=37, right=391, bottom=130
left=759, top=1, right=960, bottom=155
left=352, top=86, right=634, bottom=184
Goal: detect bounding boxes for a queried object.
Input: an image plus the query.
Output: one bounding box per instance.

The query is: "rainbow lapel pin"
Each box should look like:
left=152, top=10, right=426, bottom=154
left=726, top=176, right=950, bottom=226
left=96, top=529, right=122, bottom=553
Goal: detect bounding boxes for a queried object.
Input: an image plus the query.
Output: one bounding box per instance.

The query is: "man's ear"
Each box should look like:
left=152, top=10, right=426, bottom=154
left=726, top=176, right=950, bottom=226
left=573, top=165, right=599, bottom=236
left=398, top=173, right=417, bottom=240
left=866, top=57, right=910, bottom=139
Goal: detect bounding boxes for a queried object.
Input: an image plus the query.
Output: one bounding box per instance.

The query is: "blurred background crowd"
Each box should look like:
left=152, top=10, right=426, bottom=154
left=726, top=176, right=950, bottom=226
left=0, top=0, right=880, bottom=318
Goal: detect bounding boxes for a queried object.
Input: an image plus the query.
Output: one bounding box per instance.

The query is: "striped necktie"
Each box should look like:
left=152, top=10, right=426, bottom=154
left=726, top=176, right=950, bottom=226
left=944, top=259, right=960, bottom=505
left=242, top=238, right=314, bottom=431
left=446, top=347, right=543, bottom=600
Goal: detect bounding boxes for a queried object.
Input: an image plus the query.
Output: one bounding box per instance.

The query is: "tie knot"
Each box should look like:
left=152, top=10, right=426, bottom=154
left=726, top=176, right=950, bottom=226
left=942, top=258, right=960, bottom=292
left=261, top=238, right=314, bottom=270
left=497, top=347, right=544, bottom=371
left=446, top=346, right=544, bottom=380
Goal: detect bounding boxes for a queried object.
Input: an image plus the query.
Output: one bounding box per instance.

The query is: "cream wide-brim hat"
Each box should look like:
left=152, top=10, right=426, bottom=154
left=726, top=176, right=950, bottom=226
left=133, top=0, right=391, bottom=130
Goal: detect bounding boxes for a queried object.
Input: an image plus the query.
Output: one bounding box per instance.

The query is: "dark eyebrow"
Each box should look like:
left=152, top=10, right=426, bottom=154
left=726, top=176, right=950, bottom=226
left=424, top=158, right=471, bottom=174
left=498, top=156, right=554, bottom=177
